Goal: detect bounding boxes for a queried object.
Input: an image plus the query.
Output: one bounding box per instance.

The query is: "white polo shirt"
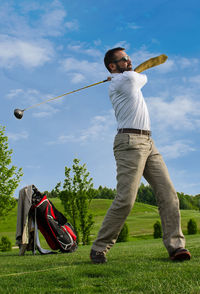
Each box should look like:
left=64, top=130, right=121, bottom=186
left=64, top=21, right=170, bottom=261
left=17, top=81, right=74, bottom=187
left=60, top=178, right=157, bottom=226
left=109, top=71, right=151, bottom=131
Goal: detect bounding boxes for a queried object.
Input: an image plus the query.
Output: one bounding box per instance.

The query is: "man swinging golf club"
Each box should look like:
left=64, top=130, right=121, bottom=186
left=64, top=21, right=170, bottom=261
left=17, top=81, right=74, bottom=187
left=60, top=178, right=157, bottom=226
left=90, top=47, right=191, bottom=263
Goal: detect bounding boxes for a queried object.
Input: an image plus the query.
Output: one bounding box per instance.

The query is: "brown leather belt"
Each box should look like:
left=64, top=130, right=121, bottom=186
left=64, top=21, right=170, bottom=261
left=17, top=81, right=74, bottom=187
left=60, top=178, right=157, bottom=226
left=118, top=128, right=151, bottom=136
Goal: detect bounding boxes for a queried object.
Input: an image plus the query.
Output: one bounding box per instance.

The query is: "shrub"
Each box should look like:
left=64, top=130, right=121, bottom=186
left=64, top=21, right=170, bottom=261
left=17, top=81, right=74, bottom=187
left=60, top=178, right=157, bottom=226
left=0, top=236, right=12, bottom=252
left=117, top=223, right=129, bottom=243
left=153, top=220, right=162, bottom=238
left=187, top=219, right=197, bottom=235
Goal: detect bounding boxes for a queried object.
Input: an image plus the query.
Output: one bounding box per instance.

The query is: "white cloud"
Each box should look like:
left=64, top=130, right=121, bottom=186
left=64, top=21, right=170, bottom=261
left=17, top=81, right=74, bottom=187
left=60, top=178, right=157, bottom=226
left=131, top=48, right=157, bottom=66
left=7, top=131, right=29, bottom=141
left=32, top=111, right=53, bottom=118
left=7, top=88, right=40, bottom=104
left=130, top=48, right=173, bottom=73
left=82, top=48, right=102, bottom=57
left=47, top=109, right=116, bottom=145
left=94, top=39, right=102, bottom=46
left=178, top=57, right=199, bottom=69
left=67, top=44, right=82, bottom=51
left=62, top=58, right=99, bottom=72
left=0, top=35, right=54, bottom=68
left=159, top=140, right=195, bottom=159
left=6, top=89, right=24, bottom=99
left=65, top=20, right=79, bottom=31
left=6, top=88, right=61, bottom=117
left=0, top=1, right=80, bottom=69
left=127, top=23, right=141, bottom=30
left=67, top=42, right=102, bottom=57
left=117, top=22, right=141, bottom=32
left=155, top=59, right=175, bottom=73
left=79, top=113, right=114, bottom=142
left=189, top=75, right=200, bottom=85
left=0, top=1, right=77, bottom=38
left=71, top=73, right=85, bottom=84
left=40, top=9, right=67, bottom=36
left=31, top=102, right=60, bottom=118
left=113, top=41, right=130, bottom=50
left=130, top=48, right=199, bottom=74
left=61, top=57, right=107, bottom=83
left=147, top=95, right=200, bottom=131
left=56, top=135, right=76, bottom=144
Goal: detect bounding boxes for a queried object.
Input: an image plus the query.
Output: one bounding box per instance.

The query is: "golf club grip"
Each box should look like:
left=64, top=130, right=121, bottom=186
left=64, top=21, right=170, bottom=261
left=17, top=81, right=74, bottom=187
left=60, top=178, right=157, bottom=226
left=134, top=54, right=168, bottom=73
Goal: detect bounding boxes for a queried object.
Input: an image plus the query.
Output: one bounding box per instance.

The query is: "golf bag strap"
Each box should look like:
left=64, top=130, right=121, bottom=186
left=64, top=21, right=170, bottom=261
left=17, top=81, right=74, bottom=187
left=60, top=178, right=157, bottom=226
left=34, top=208, right=56, bottom=255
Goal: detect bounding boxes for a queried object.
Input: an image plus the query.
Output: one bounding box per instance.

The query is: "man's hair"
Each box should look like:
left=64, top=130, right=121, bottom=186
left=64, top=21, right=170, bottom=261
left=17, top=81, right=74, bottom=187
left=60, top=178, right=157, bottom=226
left=104, top=47, right=125, bottom=72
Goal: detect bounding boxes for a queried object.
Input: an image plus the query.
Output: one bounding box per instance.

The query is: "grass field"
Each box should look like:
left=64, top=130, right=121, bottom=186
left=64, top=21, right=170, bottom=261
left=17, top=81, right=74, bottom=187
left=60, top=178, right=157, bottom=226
left=1, top=199, right=200, bottom=293
left=1, top=198, right=200, bottom=245
left=0, top=235, right=200, bottom=294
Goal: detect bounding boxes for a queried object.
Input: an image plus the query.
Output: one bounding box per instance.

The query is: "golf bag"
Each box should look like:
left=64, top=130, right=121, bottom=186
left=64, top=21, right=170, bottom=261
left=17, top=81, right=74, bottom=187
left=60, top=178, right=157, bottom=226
left=31, top=187, right=77, bottom=254
left=16, top=185, right=77, bottom=255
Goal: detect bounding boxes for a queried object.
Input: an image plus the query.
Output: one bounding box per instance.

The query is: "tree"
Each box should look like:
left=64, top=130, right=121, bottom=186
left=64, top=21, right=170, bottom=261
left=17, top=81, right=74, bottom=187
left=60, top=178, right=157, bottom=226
left=116, top=222, right=129, bottom=243
left=0, top=236, right=12, bottom=252
left=153, top=220, right=162, bottom=238
left=0, top=125, right=23, bottom=217
left=187, top=219, right=197, bottom=235
left=58, top=159, right=95, bottom=245
left=43, top=183, right=61, bottom=198
left=177, top=192, right=197, bottom=210
left=94, top=185, right=116, bottom=199
left=136, top=183, right=157, bottom=206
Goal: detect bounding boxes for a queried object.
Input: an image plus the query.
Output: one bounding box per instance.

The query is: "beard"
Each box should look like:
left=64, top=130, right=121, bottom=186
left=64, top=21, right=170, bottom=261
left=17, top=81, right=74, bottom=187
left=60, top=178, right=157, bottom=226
left=116, top=63, right=132, bottom=73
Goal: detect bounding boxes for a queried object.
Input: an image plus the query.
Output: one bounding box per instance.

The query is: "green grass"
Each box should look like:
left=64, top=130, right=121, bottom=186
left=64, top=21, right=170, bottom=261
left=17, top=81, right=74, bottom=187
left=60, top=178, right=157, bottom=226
left=1, top=198, right=200, bottom=245
left=1, top=199, right=200, bottom=293
left=0, top=235, right=200, bottom=294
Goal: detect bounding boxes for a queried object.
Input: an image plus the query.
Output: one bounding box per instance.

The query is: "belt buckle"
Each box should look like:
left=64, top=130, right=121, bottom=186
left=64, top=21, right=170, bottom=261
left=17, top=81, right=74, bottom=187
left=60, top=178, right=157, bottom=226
left=147, top=130, right=151, bottom=136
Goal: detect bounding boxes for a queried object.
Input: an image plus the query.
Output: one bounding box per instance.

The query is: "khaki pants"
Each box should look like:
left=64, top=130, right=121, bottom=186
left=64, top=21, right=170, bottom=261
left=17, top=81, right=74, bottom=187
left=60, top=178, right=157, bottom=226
left=92, top=133, right=185, bottom=255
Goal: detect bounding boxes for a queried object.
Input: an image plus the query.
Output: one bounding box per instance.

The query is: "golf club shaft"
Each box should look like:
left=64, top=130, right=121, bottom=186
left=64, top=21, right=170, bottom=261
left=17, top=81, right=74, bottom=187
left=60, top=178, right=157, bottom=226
left=20, top=54, right=167, bottom=113
left=24, top=78, right=109, bottom=111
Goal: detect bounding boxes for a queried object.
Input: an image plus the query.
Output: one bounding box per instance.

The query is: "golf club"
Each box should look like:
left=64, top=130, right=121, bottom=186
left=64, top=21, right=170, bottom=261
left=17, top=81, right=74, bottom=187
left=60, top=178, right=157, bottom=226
left=13, top=78, right=110, bottom=119
left=14, top=54, right=167, bottom=120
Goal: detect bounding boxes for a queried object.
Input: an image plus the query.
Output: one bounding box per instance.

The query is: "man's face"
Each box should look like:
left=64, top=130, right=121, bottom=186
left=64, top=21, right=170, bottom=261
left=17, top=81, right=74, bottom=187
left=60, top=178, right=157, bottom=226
left=110, top=50, right=132, bottom=73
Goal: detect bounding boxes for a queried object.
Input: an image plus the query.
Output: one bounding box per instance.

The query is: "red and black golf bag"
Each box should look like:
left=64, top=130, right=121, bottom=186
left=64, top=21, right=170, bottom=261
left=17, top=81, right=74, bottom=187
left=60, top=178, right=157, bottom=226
left=32, top=190, right=77, bottom=254
left=16, top=185, right=77, bottom=255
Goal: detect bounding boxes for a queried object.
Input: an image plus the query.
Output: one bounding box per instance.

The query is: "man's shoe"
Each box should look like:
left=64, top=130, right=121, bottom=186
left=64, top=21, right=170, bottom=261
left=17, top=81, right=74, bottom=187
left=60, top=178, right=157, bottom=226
left=90, top=249, right=107, bottom=264
left=170, top=248, right=191, bottom=261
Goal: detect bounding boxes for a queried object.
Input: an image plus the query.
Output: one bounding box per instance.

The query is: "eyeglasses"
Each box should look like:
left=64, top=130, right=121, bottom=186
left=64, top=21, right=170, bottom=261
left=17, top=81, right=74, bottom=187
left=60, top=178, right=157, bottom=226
left=113, top=55, right=131, bottom=63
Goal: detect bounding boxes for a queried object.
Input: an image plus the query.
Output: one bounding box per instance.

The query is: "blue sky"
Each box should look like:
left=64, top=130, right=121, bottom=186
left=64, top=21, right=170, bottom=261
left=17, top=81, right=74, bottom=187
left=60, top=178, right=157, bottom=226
left=1, top=0, right=200, bottom=197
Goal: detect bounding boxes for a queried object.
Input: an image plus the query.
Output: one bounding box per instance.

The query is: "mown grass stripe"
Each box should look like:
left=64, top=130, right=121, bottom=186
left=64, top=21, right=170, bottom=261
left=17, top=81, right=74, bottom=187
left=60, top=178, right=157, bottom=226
left=0, top=265, right=75, bottom=278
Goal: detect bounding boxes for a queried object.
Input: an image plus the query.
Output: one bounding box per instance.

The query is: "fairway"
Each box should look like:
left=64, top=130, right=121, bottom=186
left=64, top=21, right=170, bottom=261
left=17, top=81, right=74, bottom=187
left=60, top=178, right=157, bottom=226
left=1, top=198, right=200, bottom=245
left=1, top=199, right=200, bottom=293
left=0, top=235, right=200, bottom=294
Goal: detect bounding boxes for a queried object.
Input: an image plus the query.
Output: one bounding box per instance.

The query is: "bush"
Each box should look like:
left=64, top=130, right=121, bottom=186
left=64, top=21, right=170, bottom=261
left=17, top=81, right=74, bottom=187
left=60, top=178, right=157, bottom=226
left=153, top=220, right=162, bottom=238
left=0, top=236, right=12, bottom=252
left=117, top=223, right=129, bottom=243
left=187, top=219, right=197, bottom=235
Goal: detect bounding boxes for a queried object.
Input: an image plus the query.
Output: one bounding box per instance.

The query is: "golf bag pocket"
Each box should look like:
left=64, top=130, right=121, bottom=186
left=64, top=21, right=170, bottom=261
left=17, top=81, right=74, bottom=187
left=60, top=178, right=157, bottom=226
left=33, top=195, right=77, bottom=253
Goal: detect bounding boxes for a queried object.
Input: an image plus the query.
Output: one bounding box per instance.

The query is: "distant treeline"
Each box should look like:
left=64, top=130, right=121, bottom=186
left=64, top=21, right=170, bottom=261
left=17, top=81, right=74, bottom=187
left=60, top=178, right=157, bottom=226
left=136, top=183, right=200, bottom=210
left=44, top=183, right=200, bottom=210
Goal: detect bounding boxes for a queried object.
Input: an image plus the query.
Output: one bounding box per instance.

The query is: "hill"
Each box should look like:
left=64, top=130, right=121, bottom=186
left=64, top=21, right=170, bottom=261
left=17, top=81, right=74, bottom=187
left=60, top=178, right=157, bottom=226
left=1, top=198, right=200, bottom=245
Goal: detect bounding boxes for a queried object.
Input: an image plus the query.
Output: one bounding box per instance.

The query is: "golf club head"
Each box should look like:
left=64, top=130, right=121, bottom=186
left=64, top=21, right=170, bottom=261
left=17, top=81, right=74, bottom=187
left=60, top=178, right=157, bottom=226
left=14, top=109, right=24, bottom=119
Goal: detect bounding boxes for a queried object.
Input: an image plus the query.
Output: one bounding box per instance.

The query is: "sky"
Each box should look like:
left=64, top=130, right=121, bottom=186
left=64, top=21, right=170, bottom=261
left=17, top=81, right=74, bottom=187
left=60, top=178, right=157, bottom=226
left=1, top=0, right=200, bottom=198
